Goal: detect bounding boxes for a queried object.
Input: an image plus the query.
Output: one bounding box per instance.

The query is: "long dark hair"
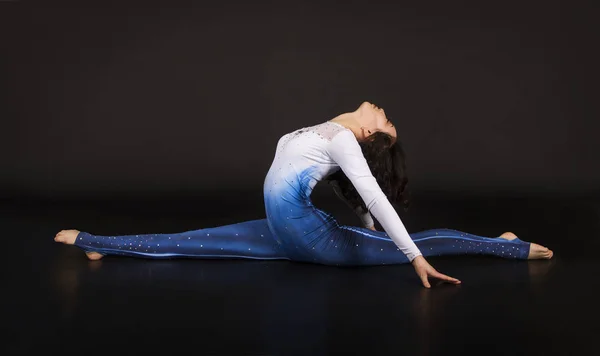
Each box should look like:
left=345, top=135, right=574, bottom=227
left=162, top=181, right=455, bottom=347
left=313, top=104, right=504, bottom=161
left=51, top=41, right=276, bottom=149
left=329, top=131, right=410, bottom=212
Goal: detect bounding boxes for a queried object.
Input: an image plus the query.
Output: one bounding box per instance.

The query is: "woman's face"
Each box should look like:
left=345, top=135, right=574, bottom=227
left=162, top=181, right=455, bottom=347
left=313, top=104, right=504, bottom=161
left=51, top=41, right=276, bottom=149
left=358, top=101, right=397, bottom=143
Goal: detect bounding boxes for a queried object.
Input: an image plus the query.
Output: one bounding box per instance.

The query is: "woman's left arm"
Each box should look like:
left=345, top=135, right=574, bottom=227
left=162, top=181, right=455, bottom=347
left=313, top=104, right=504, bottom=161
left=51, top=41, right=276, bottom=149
left=327, top=129, right=461, bottom=288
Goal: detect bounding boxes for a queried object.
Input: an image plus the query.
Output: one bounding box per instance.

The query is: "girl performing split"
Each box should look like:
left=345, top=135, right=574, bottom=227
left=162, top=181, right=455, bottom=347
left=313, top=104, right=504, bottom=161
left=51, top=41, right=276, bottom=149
left=55, top=101, right=553, bottom=288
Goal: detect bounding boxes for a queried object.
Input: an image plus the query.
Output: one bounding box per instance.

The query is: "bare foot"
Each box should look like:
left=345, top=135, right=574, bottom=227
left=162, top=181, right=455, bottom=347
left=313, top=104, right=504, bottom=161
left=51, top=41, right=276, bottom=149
left=499, top=231, right=553, bottom=260
left=54, top=229, right=104, bottom=260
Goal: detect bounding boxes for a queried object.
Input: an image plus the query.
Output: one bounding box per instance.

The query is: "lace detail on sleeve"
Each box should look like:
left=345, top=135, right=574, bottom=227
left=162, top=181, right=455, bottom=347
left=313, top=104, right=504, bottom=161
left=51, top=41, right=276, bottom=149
left=286, top=121, right=349, bottom=142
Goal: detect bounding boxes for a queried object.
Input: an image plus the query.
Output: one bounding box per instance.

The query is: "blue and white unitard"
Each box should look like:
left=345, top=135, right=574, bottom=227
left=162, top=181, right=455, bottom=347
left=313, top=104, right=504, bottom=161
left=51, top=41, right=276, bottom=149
left=75, top=121, right=530, bottom=265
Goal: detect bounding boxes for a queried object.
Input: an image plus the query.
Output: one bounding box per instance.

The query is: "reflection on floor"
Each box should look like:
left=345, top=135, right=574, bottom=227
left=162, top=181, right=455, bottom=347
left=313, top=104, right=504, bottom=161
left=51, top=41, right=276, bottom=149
left=3, top=192, right=599, bottom=354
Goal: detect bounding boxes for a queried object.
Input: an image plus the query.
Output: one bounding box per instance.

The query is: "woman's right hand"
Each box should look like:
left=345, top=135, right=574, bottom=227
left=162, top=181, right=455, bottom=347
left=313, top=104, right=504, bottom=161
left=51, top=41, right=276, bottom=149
left=411, top=255, right=461, bottom=288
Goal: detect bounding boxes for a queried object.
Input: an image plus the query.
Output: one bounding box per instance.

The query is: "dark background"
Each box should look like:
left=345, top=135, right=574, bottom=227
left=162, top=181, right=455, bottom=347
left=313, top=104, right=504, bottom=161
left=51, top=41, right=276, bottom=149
left=2, top=0, right=598, bottom=203
left=2, top=1, right=600, bottom=354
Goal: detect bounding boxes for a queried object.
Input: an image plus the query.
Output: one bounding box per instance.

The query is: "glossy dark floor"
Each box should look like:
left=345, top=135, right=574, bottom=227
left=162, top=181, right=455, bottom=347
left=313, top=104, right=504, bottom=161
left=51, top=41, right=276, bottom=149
left=4, top=192, right=599, bottom=355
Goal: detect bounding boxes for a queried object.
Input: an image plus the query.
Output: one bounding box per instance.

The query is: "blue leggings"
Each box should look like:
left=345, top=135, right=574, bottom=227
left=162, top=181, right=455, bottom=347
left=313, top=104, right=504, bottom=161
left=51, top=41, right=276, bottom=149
left=74, top=206, right=531, bottom=266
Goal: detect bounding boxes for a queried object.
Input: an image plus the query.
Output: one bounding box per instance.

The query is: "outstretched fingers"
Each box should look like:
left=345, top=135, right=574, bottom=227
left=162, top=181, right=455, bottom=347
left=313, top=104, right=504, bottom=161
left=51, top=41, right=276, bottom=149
left=412, top=256, right=463, bottom=288
left=430, top=269, right=461, bottom=285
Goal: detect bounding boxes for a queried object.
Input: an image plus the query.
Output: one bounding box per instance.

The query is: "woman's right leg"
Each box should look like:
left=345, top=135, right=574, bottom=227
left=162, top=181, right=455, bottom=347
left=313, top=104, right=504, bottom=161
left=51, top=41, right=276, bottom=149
left=307, top=209, right=552, bottom=266
left=359, top=226, right=552, bottom=265
left=56, top=218, right=289, bottom=261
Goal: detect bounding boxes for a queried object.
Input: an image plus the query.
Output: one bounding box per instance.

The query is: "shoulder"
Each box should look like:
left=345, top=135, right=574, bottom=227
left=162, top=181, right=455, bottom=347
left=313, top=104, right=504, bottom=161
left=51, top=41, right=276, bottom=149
left=327, top=128, right=366, bottom=166
left=329, top=128, right=360, bottom=151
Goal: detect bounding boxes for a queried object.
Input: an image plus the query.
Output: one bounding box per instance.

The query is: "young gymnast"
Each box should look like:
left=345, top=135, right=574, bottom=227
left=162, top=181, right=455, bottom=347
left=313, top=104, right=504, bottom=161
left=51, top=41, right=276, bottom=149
left=55, top=101, right=553, bottom=288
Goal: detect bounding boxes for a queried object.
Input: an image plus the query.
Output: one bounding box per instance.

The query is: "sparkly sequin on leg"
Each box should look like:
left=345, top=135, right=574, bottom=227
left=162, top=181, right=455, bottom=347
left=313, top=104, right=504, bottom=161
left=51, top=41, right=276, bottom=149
left=73, top=219, right=288, bottom=260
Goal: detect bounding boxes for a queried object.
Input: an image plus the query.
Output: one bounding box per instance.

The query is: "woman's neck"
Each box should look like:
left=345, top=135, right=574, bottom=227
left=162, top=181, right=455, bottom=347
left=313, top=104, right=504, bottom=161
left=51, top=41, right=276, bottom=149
left=330, top=111, right=364, bottom=141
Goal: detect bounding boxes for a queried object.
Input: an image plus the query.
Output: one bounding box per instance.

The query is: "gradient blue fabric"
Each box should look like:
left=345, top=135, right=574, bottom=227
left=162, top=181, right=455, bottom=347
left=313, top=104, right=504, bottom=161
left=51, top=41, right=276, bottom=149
left=74, top=121, right=531, bottom=264
left=74, top=164, right=530, bottom=265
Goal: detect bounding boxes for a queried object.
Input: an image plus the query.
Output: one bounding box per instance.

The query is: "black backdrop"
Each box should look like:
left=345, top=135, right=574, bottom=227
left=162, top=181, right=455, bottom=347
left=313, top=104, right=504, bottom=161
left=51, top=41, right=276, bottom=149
left=2, top=0, right=598, bottom=200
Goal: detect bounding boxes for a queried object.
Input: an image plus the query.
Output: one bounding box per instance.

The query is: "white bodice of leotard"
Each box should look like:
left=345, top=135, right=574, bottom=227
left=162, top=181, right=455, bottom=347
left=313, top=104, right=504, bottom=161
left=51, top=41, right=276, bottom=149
left=264, top=120, right=422, bottom=262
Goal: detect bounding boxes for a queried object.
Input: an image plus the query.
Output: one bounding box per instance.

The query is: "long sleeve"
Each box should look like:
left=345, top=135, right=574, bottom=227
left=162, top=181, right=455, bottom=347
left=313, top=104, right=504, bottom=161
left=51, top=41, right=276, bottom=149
left=328, top=179, right=375, bottom=228
left=327, top=130, right=422, bottom=262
